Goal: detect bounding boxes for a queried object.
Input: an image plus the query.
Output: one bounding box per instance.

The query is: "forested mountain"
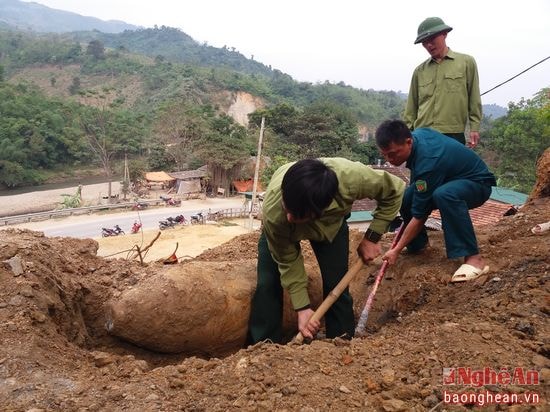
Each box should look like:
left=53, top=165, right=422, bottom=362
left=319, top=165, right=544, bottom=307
left=0, top=0, right=138, bottom=33
left=0, top=5, right=546, bottom=194
left=0, top=25, right=407, bottom=189
left=70, top=27, right=275, bottom=78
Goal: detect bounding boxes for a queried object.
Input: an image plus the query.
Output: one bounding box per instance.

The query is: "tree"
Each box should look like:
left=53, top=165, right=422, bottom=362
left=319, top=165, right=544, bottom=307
left=260, top=155, right=289, bottom=188
left=80, top=107, right=145, bottom=201
left=0, top=82, right=92, bottom=186
left=0, top=160, right=40, bottom=187
left=249, top=103, right=298, bottom=138
left=66, top=42, right=82, bottom=62
left=193, top=114, right=253, bottom=192
left=151, top=102, right=209, bottom=170
left=128, top=158, right=148, bottom=182
left=86, top=40, right=105, bottom=60
left=293, top=101, right=358, bottom=158
left=485, top=89, right=550, bottom=193
left=147, top=144, right=176, bottom=171
left=351, top=139, right=380, bottom=165
left=68, top=77, right=81, bottom=95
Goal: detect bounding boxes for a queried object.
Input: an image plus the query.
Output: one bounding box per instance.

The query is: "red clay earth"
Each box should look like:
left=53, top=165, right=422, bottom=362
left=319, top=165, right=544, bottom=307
left=0, top=150, right=549, bottom=411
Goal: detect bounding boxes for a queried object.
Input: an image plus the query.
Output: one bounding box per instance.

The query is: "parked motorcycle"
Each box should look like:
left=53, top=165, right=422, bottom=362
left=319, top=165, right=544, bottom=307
left=101, top=224, right=125, bottom=237
left=160, top=195, right=181, bottom=206
left=132, top=201, right=149, bottom=210
left=131, top=221, right=142, bottom=234
left=190, top=212, right=204, bottom=225
left=159, top=217, right=177, bottom=230
left=174, top=215, right=187, bottom=225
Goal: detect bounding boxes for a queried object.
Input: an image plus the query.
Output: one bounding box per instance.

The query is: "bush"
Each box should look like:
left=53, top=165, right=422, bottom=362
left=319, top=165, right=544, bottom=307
left=0, top=160, right=44, bottom=188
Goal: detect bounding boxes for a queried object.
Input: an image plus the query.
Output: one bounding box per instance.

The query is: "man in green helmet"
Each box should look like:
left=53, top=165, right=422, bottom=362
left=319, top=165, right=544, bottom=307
left=404, top=17, right=482, bottom=148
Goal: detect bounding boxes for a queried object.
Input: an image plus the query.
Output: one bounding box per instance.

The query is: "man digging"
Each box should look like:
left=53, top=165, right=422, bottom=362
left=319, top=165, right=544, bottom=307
left=246, top=158, right=405, bottom=344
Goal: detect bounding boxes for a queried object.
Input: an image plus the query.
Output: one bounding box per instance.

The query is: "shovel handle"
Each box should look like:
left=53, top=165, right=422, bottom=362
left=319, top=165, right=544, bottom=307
left=293, top=258, right=364, bottom=344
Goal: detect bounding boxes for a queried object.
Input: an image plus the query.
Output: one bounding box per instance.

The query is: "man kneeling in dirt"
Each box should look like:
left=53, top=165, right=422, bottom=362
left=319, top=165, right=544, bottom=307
left=375, top=119, right=496, bottom=282
left=246, top=158, right=405, bottom=344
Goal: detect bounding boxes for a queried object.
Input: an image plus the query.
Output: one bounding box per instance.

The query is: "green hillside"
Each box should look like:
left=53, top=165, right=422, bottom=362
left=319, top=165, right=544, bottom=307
left=0, top=26, right=407, bottom=189
left=79, top=26, right=275, bottom=78
left=0, top=24, right=546, bottom=195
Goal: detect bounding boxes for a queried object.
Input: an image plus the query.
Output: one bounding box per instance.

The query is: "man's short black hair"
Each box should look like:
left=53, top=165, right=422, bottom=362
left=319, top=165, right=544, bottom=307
left=375, top=119, right=412, bottom=149
left=282, top=159, right=338, bottom=220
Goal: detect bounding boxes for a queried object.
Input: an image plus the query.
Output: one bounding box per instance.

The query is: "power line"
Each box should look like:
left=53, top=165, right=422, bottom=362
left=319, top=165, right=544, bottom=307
left=481, top=55, right=550, bottom=96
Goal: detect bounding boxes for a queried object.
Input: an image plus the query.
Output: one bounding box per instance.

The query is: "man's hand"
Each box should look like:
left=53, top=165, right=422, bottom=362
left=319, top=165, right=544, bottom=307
left=357, top=239, right=382, bottom=264
left=467, top=131, right=480, bottom=148
left=297, top=308, right=320, bottom=340
left=382, top=247, right=400, bottom=265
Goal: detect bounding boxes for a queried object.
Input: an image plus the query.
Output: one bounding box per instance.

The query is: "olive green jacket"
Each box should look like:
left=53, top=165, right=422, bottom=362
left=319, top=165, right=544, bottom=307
left=404, top=49, right=482, bottom=134
left=261, top=158, right=405, bottom=309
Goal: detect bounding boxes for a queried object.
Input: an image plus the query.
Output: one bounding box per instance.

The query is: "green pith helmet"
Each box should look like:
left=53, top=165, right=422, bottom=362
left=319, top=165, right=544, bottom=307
left=414, top=17, right=453, bottom=44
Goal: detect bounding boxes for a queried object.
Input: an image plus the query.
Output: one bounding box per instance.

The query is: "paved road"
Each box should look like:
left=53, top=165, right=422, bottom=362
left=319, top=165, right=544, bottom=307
left=5, top=197, right=248, bottom=239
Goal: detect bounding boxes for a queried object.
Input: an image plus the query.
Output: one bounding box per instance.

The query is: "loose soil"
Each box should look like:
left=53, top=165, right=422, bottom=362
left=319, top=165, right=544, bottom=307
left=1, top=154, right=549, bottom=411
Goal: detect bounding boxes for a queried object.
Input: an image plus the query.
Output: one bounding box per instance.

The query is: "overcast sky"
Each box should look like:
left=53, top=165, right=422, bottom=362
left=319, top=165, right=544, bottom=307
left=23, top=0, right=550, bottom=107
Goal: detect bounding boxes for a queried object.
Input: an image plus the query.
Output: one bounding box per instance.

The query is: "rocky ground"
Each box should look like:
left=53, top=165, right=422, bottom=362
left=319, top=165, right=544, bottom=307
left=0, top=152, right=549, bottom=411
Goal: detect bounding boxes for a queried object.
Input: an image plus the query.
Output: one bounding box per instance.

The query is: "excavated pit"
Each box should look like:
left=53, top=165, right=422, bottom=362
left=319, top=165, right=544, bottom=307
left=0, top=227, right=439, bottom=363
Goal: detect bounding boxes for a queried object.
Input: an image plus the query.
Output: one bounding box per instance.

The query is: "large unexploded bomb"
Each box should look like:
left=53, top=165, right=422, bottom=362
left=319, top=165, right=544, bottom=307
left=105, top=260, right=330, bottom=355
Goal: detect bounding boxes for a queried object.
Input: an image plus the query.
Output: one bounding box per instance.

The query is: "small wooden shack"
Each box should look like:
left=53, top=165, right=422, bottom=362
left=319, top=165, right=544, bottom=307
left=169, top=166, right=209, bottom=199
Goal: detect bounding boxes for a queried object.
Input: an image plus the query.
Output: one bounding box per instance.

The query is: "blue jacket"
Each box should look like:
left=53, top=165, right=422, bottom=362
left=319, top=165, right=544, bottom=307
left=408, top=128, right=496, bottom=218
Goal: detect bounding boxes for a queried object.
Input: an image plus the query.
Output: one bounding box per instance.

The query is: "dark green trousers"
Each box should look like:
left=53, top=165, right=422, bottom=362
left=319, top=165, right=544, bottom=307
left=246, top=222, right=354, bottom=345
left=401, top=179, right=491, bottom=258
left=444, top=132, right=466, bottom=145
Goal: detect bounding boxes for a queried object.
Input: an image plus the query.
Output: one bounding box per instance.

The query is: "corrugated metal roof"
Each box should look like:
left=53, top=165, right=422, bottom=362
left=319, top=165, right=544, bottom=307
left=348, top=210, right=374, bottom=222
left=169, top=170, right=208, bottom=180
left=351, top=199, right=516, bottom=227
left=490, top=187, right=528, bottom=206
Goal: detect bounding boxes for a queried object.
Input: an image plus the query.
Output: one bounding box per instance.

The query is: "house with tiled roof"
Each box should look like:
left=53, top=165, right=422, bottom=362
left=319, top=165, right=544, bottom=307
left=429, top=200, right=519, bottom=229
left=428, top=187, right=526, bottom=229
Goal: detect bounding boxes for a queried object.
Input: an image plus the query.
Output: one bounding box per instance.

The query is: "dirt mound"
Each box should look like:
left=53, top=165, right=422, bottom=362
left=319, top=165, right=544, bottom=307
left=528, top=147, right=550, bottom=202
left=1, top=198, right=549, bottom=409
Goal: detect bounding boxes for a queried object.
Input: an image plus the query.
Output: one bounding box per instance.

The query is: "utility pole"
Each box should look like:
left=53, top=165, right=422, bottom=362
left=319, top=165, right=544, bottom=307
left=122, top=153, right=130, bottom=201
left=249, top=117, right=265, bottom=230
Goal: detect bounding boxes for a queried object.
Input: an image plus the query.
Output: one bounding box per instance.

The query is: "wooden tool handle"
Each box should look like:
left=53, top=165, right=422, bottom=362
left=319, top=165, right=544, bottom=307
left=293, top=258, right=364, bottom=344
